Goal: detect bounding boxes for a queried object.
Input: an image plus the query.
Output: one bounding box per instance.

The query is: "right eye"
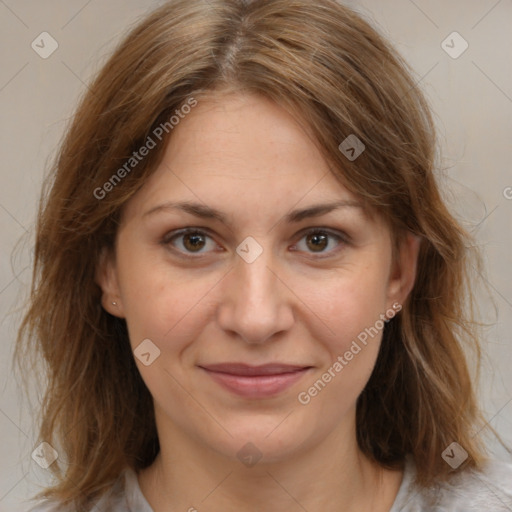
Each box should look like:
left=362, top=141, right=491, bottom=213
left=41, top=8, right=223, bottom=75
left=162, top=228, right=221, bottom=258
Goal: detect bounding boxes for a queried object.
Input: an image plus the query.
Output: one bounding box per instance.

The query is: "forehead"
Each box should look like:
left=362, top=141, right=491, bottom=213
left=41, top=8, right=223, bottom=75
left=163, top=92, right=329, bottom=181
left=121, top=92, right=381, bottom=230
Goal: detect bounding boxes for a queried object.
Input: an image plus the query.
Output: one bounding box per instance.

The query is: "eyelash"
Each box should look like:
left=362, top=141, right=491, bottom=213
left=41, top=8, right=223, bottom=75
left=161, top=227, right=349, bottom=260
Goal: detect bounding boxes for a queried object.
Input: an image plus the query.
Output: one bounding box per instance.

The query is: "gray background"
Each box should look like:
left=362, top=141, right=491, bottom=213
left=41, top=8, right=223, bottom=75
left=1, top=0, right=511, bottom=510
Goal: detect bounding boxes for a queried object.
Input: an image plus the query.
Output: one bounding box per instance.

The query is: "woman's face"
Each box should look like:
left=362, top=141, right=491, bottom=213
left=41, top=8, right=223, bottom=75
left=98, top=92, right=419, bottom=464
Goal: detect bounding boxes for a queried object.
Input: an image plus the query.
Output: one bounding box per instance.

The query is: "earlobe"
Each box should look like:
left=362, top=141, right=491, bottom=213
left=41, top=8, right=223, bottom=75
left=95, top=247, right=125, bottom=318
left=387, top=232, right=421, bottom=308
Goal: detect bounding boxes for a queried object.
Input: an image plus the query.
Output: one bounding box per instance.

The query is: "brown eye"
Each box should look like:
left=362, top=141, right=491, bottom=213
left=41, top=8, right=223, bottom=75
left=306, top=232, right=329, bottom=252
left=182, top=232, right=207, bottom=252
left=163, top=229, right=217, bottom=256
left=292, top=229, right=346, bottom=257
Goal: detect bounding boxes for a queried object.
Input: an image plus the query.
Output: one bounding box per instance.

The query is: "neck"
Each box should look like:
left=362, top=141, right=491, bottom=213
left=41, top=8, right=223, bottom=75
left=138, top=410, right=404, bottom=512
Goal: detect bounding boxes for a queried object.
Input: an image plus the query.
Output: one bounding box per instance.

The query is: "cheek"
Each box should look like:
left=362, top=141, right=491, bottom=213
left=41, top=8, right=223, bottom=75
left=298, top=262, right=390, bottom=353
left=292, top=261, right=390, bottom=411
left=116, top=247, right=218, bottom=351
left=116, top=254, right=217, bottom=404
left=296, top=273, right=388, bottom=415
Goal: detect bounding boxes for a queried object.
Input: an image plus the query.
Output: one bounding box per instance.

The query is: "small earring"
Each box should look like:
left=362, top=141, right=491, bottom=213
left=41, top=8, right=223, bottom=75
left=112, top=301, right=117, bottom=306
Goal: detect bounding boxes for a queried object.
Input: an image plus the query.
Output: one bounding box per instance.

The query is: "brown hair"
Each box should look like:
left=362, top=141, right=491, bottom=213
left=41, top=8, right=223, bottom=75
left=17, top=0, right=490, bottom=508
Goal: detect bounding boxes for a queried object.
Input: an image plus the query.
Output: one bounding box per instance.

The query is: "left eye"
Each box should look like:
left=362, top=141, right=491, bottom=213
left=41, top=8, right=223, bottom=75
left=291, top=229, right=345, bottom=256
left=163, top=228, right=345, bottom=257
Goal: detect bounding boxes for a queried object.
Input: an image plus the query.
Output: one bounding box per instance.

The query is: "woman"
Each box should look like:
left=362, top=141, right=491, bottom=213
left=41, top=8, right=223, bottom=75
left=18, top=0, right=512, bottom=510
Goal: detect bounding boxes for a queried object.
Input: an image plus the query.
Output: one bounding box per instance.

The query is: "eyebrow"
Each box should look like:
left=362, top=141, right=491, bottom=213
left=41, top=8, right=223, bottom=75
left=143, top=199, right=363, bottom=225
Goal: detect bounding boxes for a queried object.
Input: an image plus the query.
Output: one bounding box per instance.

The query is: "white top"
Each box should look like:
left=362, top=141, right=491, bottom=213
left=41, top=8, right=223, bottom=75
left=27, top=457, right=512, bottom=511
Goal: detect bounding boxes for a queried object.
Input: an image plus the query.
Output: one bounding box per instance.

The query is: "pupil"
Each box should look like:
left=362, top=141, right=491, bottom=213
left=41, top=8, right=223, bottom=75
left=184, top=233, right=205, bottom=251
left=308, top=233, right=327, bottom=252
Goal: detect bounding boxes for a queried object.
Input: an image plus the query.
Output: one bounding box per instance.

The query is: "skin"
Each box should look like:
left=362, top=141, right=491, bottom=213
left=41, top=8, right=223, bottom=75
left=97, top=92, right=420, bottom=512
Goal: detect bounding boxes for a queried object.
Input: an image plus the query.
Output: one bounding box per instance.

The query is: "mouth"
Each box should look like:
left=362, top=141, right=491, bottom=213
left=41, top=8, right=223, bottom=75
left=198, top=363, right=313, bottom=398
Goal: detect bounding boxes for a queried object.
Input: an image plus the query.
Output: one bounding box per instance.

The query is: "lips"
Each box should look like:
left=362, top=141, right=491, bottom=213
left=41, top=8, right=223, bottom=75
left=198, top=362, right=312, bottom=398
left=200, top=362, right=311, bottom=376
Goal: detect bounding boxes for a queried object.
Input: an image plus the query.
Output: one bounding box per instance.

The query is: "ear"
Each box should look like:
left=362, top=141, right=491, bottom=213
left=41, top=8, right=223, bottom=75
left=95, top=246, right=125, bottom=318
left=386, top=232, right=421, bottom=309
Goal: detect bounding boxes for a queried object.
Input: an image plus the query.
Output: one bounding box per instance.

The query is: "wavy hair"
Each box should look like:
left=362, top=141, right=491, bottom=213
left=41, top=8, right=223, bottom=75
left=17, top=0, right=490, bottom=508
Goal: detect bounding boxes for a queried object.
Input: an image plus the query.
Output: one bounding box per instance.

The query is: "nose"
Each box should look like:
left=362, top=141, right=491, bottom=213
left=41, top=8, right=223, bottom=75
left=216, top=243, right=295, bottom=345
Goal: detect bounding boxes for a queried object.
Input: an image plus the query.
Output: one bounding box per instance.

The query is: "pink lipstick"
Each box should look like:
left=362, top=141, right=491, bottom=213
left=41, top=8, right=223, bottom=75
left=199, top=363, right=312, bottom=398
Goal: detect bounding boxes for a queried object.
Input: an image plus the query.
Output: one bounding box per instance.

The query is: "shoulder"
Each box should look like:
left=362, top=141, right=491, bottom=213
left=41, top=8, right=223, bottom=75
left=440, top=459, right=512, bottom=510
left=393, top=458, right=512, bottom=511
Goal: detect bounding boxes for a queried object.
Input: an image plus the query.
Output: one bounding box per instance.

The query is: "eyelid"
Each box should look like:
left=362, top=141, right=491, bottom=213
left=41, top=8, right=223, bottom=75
left=294, top=226, right=350, bottom=243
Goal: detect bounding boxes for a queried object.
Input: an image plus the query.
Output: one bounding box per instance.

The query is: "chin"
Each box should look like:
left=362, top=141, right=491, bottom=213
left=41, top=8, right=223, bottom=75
left=200, top=416, right=313, bottom=466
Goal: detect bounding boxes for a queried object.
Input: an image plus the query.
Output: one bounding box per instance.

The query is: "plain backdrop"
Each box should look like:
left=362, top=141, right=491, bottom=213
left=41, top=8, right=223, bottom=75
left=1, top=0, right=511, bottom=510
